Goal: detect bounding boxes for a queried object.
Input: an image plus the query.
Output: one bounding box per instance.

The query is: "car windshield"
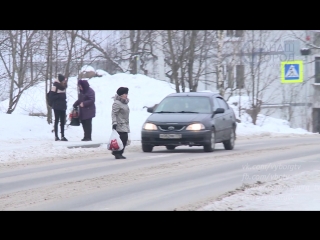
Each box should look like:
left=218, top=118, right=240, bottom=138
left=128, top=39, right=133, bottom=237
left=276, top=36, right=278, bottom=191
left=154, top=96, right=212, bottom=114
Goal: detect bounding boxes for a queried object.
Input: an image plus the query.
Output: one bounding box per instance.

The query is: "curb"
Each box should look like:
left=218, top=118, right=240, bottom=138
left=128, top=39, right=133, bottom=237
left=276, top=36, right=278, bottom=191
left=67, top=143, right=104, bottom=149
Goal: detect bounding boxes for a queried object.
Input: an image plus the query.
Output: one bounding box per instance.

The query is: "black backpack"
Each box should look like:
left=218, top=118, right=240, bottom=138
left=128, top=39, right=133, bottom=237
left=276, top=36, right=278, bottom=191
left=47, top=87, right=58, bottom=108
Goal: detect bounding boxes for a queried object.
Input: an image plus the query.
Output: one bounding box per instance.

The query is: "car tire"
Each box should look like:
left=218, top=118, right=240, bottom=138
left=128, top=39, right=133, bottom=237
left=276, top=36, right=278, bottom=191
left=166, top=145, right=176, bottom=150
left=142, top=144, right=153, bottom=152
left=203, top=129, right=215, bottom=152
left=223, top=128, right=235, bottom=150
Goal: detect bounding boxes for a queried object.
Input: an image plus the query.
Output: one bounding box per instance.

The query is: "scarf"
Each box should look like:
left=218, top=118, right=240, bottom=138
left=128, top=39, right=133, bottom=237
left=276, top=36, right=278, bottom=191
left=114, top=94, right=129, bottom=104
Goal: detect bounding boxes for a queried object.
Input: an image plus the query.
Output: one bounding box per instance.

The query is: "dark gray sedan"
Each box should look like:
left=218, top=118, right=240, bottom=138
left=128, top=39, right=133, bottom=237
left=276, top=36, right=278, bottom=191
left=141, top=92, right=237, bottom=152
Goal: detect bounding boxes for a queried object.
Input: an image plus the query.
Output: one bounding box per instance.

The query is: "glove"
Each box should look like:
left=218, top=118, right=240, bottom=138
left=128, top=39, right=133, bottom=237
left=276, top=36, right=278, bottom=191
left=113, top=124, right=117, bottom=130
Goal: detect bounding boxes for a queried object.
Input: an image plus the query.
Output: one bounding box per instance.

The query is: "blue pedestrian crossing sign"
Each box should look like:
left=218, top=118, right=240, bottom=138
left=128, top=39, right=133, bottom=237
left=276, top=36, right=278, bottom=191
left=281, top=60, right=303, bottom=83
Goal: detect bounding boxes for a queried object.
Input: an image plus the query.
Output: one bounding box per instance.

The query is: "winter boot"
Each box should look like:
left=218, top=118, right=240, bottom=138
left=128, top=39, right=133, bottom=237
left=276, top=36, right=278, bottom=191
left=81, top=138, right=92, bottom=141
left=61, top=137, right=68, bottom=141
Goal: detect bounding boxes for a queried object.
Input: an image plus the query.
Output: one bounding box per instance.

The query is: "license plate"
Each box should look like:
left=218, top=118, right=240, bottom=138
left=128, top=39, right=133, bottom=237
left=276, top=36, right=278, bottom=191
left=159, top=134, right=182, bottom=139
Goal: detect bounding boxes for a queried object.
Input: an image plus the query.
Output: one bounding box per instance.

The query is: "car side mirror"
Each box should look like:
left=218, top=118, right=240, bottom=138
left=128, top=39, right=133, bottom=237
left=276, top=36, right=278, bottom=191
left=145, top=104, right=158, bottom=113
left=215, top=108, right=225, bottom=114
left=146, top=103, right=158, bottom=113
left=212, top=108, right=225, bottom=117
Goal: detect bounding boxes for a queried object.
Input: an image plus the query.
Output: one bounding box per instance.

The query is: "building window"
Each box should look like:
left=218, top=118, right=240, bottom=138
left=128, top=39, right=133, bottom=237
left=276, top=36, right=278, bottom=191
left=226, top=30, right=234, bottom=37
left=227, top=65, right=234, bottom=88
left=235, top=30, right=244, bottom=37
left=226, top=30, right=244, bottom=38
left=236, top=65, right=245, bottom=89
left=315, top=57, right=320, bottom=83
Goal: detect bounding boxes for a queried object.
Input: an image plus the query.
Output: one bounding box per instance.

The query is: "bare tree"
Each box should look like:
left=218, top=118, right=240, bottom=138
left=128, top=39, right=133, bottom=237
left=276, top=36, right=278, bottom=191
left=216, top=30, right=225, bottom=96
left=186, top=30, right=215, bottom=92
left=165, top=30, right=183, bottom=92
left=113, top=30, right=160, bottom=75
left=0, top=30, right=45, bottom=114
left=45, top=30, right=54, bottom=123
left=240, top=30, right=286, bottom=125
left=160, top=30, right=216, bottom=92
left=63, top=30, right=79, bottom=77
left=70, top=30, right=126, bottom=74
left=129, top=30, right=141, bottom=74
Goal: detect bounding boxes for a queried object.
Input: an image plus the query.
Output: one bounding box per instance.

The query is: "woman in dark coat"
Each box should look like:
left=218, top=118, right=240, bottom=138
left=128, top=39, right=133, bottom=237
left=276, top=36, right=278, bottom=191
left=73, top=79, right=96, bottom=141
left=52, top=74, right=68, bottom=141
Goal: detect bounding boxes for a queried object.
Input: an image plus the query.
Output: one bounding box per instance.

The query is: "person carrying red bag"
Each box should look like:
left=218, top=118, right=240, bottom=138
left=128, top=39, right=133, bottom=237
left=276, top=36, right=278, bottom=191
left=111, top=87, right=130, bottom=159
left=73, top=79, right=96, bottom=141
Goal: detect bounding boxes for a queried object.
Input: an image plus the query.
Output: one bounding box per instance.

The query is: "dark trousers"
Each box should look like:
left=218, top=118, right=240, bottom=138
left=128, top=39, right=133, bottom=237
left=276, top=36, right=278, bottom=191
left=54, top=109, right=66, bottom=138
left=112, top=132, right=128, bottom=155
left=81, top=118, right=92, bottom=139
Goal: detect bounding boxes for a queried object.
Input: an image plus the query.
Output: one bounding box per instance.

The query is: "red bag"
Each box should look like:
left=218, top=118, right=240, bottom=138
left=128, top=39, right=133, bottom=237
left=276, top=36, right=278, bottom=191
left=110, top=139, right=120, bottom=150
left=72, top=109, right=79, bottom=118
left=68, top=107, right=80, bottom=126
left=107, top=129, right=124, bottom=151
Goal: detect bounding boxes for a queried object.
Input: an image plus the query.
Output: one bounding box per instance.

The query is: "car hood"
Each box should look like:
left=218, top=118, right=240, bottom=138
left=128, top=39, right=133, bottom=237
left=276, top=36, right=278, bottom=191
left=146, top=113, right=210, bottom=123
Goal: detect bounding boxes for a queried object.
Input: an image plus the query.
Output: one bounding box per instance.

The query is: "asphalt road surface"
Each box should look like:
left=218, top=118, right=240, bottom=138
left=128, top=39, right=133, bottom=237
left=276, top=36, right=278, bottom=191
left=1, top=134, right=319, bottom=210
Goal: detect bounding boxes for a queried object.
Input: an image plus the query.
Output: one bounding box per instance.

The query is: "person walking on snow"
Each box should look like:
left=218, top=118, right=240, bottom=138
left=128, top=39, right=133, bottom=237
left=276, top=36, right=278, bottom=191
left=111, top=87, right=130, bottom=159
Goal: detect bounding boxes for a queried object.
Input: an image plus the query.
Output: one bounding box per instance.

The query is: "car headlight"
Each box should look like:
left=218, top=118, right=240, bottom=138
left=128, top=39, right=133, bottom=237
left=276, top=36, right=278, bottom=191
left=143, top=123, right=158, bottom=130
left=186, top=123, right=205, bottom=130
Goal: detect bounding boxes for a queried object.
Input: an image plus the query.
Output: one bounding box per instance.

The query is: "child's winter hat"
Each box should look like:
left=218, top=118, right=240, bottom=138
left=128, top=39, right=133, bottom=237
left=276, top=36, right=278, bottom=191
left=58, top=74, right=65, bottom=82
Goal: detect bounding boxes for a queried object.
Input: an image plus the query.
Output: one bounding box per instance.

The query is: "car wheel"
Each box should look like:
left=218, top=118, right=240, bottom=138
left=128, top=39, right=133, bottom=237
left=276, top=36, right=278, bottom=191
left=142, top=144, right=153, bottom=152
left=203, top=129, right=215, bottom=152
left=166, top=145, right=176, bottom=150
left=223, top=128, right=235, bottom=150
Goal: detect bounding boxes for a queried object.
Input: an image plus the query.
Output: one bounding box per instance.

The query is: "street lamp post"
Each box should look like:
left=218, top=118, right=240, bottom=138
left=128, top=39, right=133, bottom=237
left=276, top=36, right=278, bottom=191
left=300, top=47, right=311, bottom=130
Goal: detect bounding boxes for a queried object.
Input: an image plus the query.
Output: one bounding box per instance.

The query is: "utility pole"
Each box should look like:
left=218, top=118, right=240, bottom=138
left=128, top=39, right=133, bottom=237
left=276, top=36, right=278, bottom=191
left=300, top=47, right=311, bottom=130
left=251, top=30, right=255, bottom=109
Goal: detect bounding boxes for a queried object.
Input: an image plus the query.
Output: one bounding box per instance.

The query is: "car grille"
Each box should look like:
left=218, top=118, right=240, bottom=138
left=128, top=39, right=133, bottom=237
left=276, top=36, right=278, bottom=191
left=158, top=125, right=186, bottom=131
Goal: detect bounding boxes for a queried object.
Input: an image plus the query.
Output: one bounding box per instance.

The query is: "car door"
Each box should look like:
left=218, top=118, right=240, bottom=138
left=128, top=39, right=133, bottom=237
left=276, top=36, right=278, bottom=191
left=216, top=97, right=233, bottom=139
left=212, top=97, right=225, bottom=141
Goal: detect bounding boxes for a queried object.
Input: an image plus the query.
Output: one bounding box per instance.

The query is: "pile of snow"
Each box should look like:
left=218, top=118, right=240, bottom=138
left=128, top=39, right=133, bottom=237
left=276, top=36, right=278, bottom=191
left=227, top=95, right=311, bottom=136
left=80, top=65, right=95, bottom=73
left=96, top=69, right=110, bottom=77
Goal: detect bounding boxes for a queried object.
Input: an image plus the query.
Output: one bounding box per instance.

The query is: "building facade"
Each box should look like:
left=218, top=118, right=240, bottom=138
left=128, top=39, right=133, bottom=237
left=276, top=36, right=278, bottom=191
left=149, top=30, right=320, bottom=132
left=92, top=30, right=320, bottom=132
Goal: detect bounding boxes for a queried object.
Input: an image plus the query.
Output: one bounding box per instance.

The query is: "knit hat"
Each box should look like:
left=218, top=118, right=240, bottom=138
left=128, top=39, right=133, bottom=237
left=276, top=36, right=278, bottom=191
left=58, top=74, right=65, bottom=82
left=117, top=87, right=129, bottom=96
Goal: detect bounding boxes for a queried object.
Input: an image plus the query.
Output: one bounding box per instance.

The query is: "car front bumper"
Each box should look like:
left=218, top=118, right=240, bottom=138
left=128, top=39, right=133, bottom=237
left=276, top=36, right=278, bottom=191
left=141, top=130, right=212, bottom=146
